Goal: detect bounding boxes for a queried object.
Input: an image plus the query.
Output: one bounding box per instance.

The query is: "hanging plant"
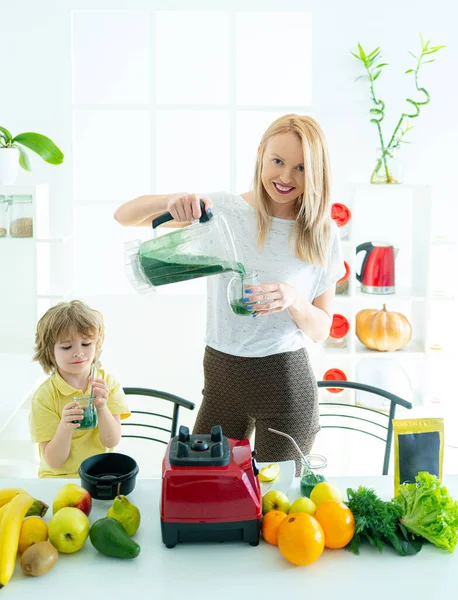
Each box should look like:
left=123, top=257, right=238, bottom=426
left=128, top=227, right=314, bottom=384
left=352, top=34, right=445, bottom=184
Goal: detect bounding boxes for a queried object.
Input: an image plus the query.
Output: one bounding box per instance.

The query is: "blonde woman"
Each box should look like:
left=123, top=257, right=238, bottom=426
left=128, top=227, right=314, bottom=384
left=114, top=114, right=345, bottom=474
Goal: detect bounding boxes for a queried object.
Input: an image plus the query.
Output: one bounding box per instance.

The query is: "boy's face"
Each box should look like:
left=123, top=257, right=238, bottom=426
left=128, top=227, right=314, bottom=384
left=54, top=332, right=97, bottom=378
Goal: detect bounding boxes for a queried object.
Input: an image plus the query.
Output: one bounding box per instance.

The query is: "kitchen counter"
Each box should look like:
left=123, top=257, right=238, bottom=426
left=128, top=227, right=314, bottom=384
left=3, top=475, right=457, bottom=599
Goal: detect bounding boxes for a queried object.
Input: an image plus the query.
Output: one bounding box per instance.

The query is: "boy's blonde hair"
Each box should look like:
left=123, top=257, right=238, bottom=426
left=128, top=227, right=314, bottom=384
left=34, top=300, right=104, bottom=374
left=253, top=113, right=332, bottom=267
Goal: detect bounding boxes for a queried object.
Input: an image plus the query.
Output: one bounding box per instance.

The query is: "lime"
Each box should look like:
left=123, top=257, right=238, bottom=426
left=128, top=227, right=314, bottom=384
left=258, top=463, right=280, bottom=482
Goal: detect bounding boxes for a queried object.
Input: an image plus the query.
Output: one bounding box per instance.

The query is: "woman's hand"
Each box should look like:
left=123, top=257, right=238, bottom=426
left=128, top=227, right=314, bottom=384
left=243, top=282, right=299, bottom=316
left=91, top=378, right=110, bottom=410
left=167, top=193, right=213, bottom=222
left=60, top=401, right=83, bottom=430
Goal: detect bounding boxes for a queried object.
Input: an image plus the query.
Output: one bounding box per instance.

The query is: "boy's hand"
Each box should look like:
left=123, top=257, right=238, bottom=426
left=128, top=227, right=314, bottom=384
left=91, top=378, right=109, bottom=410
left=60, top=401, right=83, bottom=430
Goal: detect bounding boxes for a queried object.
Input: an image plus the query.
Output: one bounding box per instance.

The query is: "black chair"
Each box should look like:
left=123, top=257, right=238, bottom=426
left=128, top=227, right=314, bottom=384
left=121, top=387, right=196, bottom=445
left=317, top=380, right=412, bottom=475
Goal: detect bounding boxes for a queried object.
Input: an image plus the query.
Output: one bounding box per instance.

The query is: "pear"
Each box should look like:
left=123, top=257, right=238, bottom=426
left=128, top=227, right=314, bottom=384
left=106, top=495, right=141, bottom=536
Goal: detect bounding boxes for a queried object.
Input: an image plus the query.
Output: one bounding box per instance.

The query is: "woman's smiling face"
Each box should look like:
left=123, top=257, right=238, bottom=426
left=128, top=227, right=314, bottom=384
left=261, top=131, right=305, bottom=217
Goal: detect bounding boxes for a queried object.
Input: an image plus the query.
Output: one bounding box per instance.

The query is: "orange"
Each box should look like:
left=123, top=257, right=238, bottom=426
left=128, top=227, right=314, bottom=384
left=277, top=513, right=325, bottom=566
left=18, top=516, right=48, bottom=554
left=314, top=500, right=355, bottom=549
left=261, top=510, right=287, bottom=545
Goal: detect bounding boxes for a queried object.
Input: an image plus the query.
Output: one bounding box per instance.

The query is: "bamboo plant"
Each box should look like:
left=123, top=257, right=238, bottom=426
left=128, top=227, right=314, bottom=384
left=0, top=126, right=63, bottom=171
left=352, top=34, right=445, bottom=184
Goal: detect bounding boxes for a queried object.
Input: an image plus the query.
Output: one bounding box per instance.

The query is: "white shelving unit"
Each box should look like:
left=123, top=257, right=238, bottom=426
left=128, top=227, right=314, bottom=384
left=0, top=184, right=74, bottom=353
left=315, top=183, right=453, bottom=409
left=0, top=184, right=73, bottom=476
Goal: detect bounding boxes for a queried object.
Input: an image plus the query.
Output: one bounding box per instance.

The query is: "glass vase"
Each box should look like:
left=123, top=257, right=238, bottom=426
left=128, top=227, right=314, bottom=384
left=371, top=147, right=403, bottom=185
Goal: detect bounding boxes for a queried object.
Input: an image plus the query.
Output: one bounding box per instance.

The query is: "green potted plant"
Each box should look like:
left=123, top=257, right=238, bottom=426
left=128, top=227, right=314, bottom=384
left=353, top=34, right=445, bottom=184
left=0, top=126, right=64, bottom=185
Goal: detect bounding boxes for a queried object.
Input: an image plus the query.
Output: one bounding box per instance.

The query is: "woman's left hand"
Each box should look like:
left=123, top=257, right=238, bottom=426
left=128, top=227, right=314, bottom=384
left=243, top=282, right=299, bottom=316
left=90, top=378, right=109, bottom=410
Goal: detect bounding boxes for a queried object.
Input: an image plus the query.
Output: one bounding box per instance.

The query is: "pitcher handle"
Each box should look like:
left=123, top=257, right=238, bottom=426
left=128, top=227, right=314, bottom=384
left=355, top=241, right=374, bottom=283
left=152, top=199, right=211, bottom=229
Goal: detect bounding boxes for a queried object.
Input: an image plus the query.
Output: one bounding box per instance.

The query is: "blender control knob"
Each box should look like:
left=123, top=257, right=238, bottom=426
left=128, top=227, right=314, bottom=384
left=211, top=442, right=223, bottom=458
left=210, top=425, right=223, bottom=443
left=177, top=441, right=189, bottom=457
left=178, top=425, right=190, bottom=442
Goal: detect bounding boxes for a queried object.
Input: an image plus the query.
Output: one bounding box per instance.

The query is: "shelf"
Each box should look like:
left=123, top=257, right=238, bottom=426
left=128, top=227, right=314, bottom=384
left=37, top=234, right=73, bottom=244
left=354, top=287, right=426, bottom=302
left=322, top=347, right=352, bottom=356
left=355, top=339, right=425, bottom=357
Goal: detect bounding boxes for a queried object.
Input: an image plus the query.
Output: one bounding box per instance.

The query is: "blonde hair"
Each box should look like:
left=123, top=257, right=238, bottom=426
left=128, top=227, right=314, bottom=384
left=253, top=114, right=332, bottom=266
left=34, top=300, right=104, bottom=374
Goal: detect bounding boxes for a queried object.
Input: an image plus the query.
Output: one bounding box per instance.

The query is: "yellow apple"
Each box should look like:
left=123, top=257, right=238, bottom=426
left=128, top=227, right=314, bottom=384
left=288, top=497, right=316, bottom=515
left=48, top=507, right=90, bottom=554
left=262, top=490, right=290, bottom=515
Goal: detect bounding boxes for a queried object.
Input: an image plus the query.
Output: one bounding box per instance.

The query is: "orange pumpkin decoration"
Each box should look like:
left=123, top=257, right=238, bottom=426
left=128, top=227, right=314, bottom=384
left=355, top=304, right=412, bottom=352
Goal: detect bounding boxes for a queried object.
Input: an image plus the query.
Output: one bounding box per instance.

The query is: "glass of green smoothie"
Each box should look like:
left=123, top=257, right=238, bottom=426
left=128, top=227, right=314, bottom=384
left=227, top=270, right=261, bottom=316
left=73, top=395, right=98, bottom=430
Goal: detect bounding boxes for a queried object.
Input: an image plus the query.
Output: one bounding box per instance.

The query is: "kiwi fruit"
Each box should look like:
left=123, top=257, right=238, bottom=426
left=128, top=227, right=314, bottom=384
left=21, top=541, right=58, bottom=577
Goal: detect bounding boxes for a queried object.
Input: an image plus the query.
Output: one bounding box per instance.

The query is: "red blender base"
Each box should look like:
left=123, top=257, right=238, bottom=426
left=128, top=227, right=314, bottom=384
left=160, top=425, right=262, bottom=548
left=161, top=518, right=260, bottom=548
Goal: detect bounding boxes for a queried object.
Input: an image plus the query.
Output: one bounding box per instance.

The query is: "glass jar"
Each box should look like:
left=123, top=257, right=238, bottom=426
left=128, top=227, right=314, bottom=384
left=0, top=195, right=11, bottom=238
left=336, top=261, right=350, bottom=295
left=326, top=313, right=350, bottom=348
left=371, top=147, right=403, bottom=184
left=72, top=396, right=98, bottom=430
left=300, top=454, right=328, bottom=497
left=227, top=270, right=261, bottom=316
left=10, top=195, right=33, bottom=237
left=331, top=203, right=351, bottom=240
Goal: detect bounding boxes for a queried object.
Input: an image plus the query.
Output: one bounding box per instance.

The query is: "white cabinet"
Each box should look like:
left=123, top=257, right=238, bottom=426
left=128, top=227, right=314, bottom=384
left=0, top=184, right=73, bottom=476
left=0, top=184, right=73, bottom=353
left=316, top=183, right=454, bottom=408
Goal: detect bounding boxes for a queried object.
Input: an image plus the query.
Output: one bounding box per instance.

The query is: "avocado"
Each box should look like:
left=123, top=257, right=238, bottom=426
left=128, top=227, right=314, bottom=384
left=89, top=517, right=140, bottom=559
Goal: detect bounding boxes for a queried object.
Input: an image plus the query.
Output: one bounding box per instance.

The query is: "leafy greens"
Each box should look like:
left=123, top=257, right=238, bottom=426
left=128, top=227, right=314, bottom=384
left=346, top=486, right=422, bottom=556
left=393, top=471, right=458, bottom=552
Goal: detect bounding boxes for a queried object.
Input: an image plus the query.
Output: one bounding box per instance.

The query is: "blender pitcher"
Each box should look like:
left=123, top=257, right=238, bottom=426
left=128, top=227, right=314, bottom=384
left=125, top=201, right=245, bottom=293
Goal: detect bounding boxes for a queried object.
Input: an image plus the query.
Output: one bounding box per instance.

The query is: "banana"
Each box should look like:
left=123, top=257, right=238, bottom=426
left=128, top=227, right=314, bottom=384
left=0, top=488, right=27, bottom=508
left=0, top=493, right=34, bottom=588
left=0, top=488, right=48, bottom=517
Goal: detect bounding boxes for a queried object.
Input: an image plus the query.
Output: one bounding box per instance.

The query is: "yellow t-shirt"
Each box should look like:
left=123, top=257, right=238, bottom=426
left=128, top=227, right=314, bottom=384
left=29, top=369, right=131, bottom=478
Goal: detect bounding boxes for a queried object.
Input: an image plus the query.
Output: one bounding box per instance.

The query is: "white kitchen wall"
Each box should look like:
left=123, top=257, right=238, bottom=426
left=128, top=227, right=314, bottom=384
left=1, top=0, right=457, bottom=476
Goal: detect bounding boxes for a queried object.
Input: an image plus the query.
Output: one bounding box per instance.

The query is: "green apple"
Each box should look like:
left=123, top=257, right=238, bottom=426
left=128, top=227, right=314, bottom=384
left=48, top=507, right=90, bottom=554
left=262, top=490, right=290, bottom=515
left=289, top=496, right=316, bottom=515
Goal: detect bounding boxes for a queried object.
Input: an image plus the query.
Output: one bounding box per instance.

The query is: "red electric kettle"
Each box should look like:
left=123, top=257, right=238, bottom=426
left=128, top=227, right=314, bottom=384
left=355, top=242, right=398, bottom=294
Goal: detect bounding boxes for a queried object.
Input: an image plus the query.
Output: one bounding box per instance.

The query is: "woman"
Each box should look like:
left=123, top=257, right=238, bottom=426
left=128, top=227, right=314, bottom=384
left=114, top=114, right=345, bottom=474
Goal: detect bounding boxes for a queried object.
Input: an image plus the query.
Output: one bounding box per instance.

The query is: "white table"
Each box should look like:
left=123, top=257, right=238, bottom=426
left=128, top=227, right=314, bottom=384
left=3, top=475, right=457, bottom=599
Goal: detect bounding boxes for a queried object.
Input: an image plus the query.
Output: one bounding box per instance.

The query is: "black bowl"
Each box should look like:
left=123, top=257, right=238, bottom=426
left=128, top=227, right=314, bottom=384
left=79, top=453, right=139, bottom=500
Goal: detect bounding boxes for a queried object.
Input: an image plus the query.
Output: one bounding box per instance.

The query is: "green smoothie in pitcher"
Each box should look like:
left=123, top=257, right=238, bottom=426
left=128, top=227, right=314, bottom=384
left=139, top=252, right=246, bottom=287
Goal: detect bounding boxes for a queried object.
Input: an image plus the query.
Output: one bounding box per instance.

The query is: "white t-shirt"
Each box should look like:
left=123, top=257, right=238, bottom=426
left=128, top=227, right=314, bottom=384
left=204, top=191, right=345, bottom=358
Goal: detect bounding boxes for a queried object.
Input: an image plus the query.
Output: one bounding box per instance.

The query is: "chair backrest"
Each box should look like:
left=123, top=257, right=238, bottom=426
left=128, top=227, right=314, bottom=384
left=121, top=387, right=195, bottom=444
left=317, top=380, right=412, bottom=475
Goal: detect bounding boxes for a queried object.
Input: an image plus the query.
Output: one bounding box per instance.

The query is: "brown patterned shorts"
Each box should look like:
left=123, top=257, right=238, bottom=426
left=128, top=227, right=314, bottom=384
left=192, top=345, right=320, bottom=475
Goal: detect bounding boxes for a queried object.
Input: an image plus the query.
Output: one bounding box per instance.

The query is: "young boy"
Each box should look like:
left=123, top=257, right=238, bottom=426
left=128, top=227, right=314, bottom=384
left=29, top=300, right=130, bottom=478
